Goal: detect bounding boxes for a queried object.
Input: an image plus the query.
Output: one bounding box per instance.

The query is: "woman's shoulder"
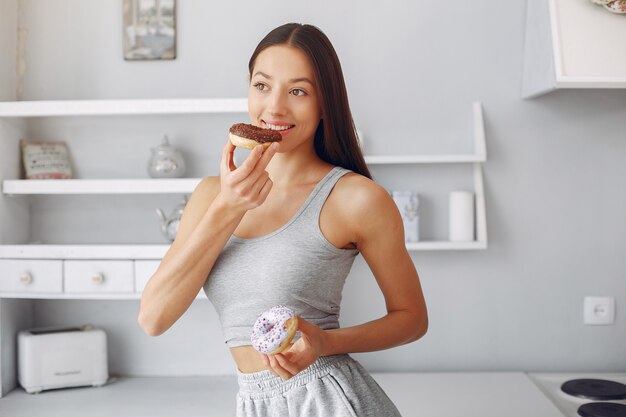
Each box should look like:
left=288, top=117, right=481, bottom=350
left=331, top=170, right=396, bottom=218
left=323, top=169, right=405, bottom=250
left=335, top=170, right=389, bottom=199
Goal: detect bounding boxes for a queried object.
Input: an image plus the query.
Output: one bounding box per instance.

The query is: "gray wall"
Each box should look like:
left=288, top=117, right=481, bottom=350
left=7, top=0, right=626, bottom=374
left=0, top=0, right=17, bottom=101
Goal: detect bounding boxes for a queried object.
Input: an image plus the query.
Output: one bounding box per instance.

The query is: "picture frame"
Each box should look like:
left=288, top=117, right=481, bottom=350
left=123, top=0, right=176, bottom=61
left=20, top=140, right=73, bottom=180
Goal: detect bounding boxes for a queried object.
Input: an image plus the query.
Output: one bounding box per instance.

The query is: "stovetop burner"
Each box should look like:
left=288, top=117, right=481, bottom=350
left=578, top=402, right=626, bottom=417
left=562, top=379, right=626, bottom=401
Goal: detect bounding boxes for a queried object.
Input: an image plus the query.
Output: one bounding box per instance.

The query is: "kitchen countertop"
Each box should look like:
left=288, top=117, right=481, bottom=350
left=375, top=372, right=563, bottom=417
left=0, top=373, right=565, bottom=417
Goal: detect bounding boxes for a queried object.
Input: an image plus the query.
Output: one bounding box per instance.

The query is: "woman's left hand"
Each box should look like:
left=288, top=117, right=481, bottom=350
left=260, top=317, right=327, bottom=380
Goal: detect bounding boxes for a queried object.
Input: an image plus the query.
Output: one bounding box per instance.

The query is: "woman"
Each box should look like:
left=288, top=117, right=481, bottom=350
left=139, top=23, right=428, bottom=417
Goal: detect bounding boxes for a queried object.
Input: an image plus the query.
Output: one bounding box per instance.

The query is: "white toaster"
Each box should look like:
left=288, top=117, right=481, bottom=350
left=18, top=324, right=109, bottom=394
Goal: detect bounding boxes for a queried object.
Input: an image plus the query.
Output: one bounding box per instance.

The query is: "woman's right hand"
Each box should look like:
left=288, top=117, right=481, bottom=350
left=215, top=140, right=278, bottom=213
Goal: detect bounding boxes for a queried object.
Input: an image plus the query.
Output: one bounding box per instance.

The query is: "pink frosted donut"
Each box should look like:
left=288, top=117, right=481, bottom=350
left=250, top=306, right=298, bottom=355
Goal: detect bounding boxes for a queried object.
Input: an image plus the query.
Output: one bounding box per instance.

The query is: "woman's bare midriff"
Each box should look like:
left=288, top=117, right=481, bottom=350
left=230, top=346, right=270, bottom=373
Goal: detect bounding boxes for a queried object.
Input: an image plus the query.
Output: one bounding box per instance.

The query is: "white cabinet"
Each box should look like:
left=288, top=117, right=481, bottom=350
left=134, top=260, right=160, bottom=293
left=134, top=259, right=204, bottom=299
left=0, top=260, right=62, bottom=294
left=0, top=98, right=248, bottom=302
left=522, top=0, right=626, bottom=98
left=64, top=260, right=134, bottom=294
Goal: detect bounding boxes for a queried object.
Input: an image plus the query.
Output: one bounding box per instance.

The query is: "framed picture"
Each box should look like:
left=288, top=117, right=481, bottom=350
left=20, top=140, right=73, bottom=179
left=123, top=0, right=176, bottom=60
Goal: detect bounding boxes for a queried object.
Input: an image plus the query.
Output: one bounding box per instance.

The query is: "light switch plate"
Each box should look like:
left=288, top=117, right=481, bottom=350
left=584, top=296, right=615, bottom=325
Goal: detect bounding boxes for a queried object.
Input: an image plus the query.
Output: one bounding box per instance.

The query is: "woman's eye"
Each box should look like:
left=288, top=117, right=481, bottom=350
left=253, top=83, right=267, bottom=91
left=291, top=88, right=307, bottom=96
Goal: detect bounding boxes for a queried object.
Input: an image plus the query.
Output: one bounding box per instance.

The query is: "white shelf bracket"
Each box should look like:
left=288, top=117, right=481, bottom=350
left=473, top=163, right=488, bottom=247
left=473, top=101, right=486, bottom=161
left=472, top=101, right=488, bottom=247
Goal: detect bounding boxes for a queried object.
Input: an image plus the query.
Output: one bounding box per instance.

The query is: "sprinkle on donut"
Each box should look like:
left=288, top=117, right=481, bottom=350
left=250, top=305, right=298, bottom=354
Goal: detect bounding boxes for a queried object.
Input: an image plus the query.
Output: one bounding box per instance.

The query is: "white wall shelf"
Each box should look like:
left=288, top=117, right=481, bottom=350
left=0, top=100, right=487, bottom=251
left=0, top=100, right=488, bottom=309
left=0, top=292, right=142, bottom=300
left=0, top=238, right=487, bottom=262
left=2, top=178, right=202, bottom=195
left=365, top=154, right=485, bottom=164
left=0, top=244, right=169, bottom=259
left=0, top=292, right=207, bottom=301
left=522, top=0, right=626, bottom=98
left=406, top=241, right=486, bottom=251
left=0, top=98, right=248, bottom=117
left=2, top=153, right=485, bottom=194
left=1, top=102, right=487, bottom=198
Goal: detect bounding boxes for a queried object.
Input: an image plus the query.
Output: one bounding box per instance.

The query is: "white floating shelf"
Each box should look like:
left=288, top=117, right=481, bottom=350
left=365, top=154, right=485, bottom=164
left=1, top=101, right=486, bottom=196
left=0, top=291, right=208, bottom=300
left=367, top=101, right=486, bottom=164
left=522, top=0, right=626, bottom=98
left=405, top=241, right=487, bottom=251
left=0, top=244, right=169, bottom=259
left=0, top=292, right=143, bottom=300
left=2, top=178, right=202, bottom=194
left=0, top=101, right=487, bottom=252
left=0, top=240, right=485, bottom=260
left=0, top=98, right=248, bottom=117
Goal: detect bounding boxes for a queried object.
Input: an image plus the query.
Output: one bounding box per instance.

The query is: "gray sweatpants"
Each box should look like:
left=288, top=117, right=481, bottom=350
left=236, top=354, right=402, bottom=417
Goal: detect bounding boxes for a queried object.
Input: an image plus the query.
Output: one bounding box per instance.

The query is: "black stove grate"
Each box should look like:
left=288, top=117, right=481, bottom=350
left=578, top=402, right=626, bottom=417
left=562, top=379, right=626, bottom=401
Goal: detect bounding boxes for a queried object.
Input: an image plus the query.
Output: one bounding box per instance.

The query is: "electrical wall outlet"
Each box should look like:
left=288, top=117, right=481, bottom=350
left=584, top=296, right=615, bottom=325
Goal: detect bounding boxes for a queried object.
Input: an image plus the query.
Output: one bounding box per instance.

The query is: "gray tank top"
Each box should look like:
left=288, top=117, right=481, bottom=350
left=203, top=166, right=359, bottom=347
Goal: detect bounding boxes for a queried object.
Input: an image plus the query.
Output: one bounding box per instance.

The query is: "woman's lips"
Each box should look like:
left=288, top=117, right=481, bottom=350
left=276, top=127, right=293, bottom=138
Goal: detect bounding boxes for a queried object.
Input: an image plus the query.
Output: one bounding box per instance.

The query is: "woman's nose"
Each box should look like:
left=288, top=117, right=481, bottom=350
left=267, top=91, right=287, bottom=116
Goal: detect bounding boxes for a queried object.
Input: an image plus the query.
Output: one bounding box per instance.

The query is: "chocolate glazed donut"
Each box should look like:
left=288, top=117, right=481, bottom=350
left=228, top=123, right=282, bottom=149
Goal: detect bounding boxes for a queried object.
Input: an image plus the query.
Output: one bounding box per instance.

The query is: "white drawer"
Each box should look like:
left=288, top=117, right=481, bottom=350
left=134, top=260, right=160, bottom=293
left=64, top=260, right=134, bottom=293
left=0, top=260, right=63, bottom=293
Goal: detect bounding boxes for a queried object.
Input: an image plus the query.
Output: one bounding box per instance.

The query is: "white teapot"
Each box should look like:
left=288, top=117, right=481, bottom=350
left=155, top=196, right=188, bottom=242
left=148, top=135, right=186, bottom=178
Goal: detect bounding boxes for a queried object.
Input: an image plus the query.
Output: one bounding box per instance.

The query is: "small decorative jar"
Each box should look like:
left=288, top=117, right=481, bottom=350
left=391, top=190, right=419, bottom=242
left=148, top=135, right=186, bottom=178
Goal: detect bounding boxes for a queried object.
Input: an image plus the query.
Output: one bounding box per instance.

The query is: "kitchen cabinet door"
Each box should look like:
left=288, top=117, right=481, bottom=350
left=64, top=260, right=134, bottom=293
left=0, top=260, right=63, bottom=293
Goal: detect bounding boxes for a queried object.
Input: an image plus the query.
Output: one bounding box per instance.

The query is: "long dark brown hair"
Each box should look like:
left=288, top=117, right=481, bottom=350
left=248, top=23, right=371, bottom=179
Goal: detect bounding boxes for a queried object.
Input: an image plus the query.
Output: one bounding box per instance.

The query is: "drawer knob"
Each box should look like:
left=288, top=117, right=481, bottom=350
left=91, top=273, right=105, bottom=285
left=19, top=272, right=33, bottom=285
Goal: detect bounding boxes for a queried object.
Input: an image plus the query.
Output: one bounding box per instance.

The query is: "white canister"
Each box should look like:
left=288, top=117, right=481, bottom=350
left=391, top=190, right=419, bottom=242
left=449, top=191, right=475, bottom=242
